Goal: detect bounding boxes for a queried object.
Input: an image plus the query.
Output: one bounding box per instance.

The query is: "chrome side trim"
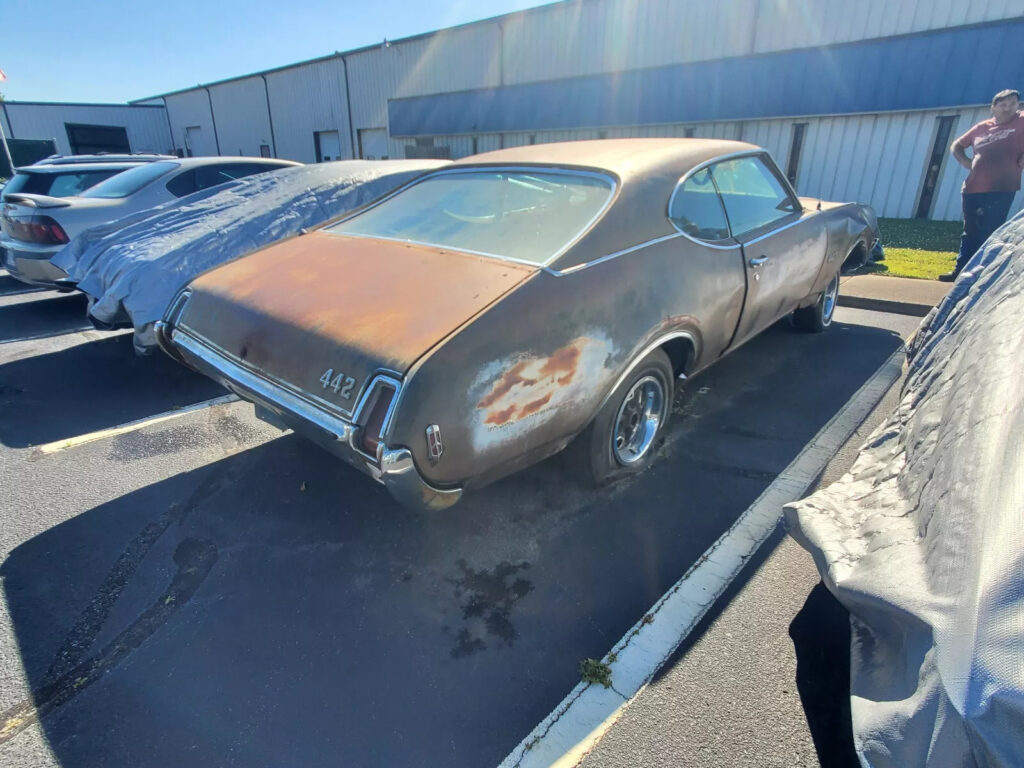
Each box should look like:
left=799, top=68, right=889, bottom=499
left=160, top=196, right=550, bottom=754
left=543, top=232, right=685, bottom=276
left=598, top=331, right=698, bottom=413
left=743, top=214, right=813, bottom=247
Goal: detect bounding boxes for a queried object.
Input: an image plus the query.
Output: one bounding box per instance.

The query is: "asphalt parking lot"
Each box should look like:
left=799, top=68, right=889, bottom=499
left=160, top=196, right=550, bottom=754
left=0, top=275, right=919, bottom=768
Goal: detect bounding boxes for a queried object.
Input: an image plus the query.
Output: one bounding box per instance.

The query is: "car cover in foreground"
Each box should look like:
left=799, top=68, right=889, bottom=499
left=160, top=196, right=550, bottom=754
left=785, top=213, right=1024, bottom=767
left=51, top=159, right=448, bottom=353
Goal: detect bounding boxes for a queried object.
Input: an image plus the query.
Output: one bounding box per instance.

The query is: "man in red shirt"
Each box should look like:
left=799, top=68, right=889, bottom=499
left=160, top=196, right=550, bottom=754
left=941, top=89, right=1024, bottom=281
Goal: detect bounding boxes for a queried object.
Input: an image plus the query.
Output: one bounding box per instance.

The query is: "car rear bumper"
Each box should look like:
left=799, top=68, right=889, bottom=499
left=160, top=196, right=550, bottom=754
left=163, top=324, right=463, bottom=511
left=0, top=238, right=67, bottom=286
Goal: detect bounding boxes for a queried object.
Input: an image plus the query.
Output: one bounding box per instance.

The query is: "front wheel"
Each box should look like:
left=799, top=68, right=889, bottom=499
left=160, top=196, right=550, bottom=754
left=793, top=271, right=839, bottom=333
left=566, top=349, right=674, bottom=486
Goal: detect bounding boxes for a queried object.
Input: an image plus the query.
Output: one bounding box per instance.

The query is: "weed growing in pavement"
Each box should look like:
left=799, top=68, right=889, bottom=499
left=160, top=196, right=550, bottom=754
left=579, top=658, right=613, bottom=688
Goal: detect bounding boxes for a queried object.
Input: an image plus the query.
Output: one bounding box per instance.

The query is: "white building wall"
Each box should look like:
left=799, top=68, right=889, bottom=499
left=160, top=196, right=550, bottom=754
left=164, top=90, right=217, bottom=155
left=0, top=103, right=171, bottom=156
left=501, top=0, right=758, bottom=85
left=208, top=77, right=274, bottom=157
left=265, top=58, right=352, bottom=163
left=753, top=0, right=1024, bottom=52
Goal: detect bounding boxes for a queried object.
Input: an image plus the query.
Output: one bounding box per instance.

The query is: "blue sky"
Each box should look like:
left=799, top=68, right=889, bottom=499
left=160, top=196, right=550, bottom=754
left=0, top=0, right=559, bottom=103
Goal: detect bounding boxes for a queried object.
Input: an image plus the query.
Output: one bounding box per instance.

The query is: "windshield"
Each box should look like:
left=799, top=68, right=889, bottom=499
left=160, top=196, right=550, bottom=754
left=81, top=161, right=178, bottom=199
left=325, top=170, right=613, bottom=265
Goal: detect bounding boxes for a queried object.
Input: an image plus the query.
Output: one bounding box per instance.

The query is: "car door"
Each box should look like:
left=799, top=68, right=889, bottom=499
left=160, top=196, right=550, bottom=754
left=712, top=153, right=826, bottom=349
left=665, top=166, right=746, bottom=363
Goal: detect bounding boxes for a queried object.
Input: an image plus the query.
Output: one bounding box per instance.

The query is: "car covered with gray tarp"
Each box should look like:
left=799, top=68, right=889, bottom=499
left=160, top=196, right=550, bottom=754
left=786, top=212, right=1024, bottom=767
left=51, top=159, right=448, bottom=353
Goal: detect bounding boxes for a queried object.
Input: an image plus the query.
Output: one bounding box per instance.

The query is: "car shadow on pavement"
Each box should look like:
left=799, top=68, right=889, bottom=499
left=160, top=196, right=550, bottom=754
left=0, top=292, right=91, bottom=343
left=790, top=583, right=859, bottom=768
left=0, top=275, right=49, bottom=298
left=0, top=333, right=226, bottom=448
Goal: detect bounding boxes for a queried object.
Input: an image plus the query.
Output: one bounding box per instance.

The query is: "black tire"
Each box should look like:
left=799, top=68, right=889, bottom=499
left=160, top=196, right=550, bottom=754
left=793, top=271, right=839, bottom=333
left=566, top=349, right=674, bottom=486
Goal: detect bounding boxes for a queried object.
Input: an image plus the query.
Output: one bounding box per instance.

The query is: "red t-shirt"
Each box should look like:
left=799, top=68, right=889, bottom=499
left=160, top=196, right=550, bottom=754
left=955, top=113, right=1024, bottom=194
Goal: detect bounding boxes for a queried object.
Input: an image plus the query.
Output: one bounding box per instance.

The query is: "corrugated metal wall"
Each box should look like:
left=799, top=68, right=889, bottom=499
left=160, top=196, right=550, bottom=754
left=264, top=59, right=352, bottom=163
left=0, top=103, right=171, bottom=156
left=208, top=77, right=274, bottom=157
left=164, top=90, right=218, bottom=155
left=753, top=0, right=1024, bottom=51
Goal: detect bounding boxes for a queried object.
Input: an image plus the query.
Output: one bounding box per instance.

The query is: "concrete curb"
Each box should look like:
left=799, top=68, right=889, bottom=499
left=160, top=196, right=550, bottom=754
left=837, top=294, right=936, bottom=317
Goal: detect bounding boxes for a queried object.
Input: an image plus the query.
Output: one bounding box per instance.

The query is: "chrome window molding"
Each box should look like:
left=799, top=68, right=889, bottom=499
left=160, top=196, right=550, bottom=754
left=666, top=149, right=809, bottom=248
left=321, top=165, right=619, bottom=269
left=543, top=232, right=686, bottom=276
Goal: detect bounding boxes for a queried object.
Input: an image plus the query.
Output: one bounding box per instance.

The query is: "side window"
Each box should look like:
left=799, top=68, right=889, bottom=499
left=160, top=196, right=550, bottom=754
left=710, top=155, right=798, bottom=237
left=166, top=169, right=198, bottom=198
left=194, top=163, right=273, bottom=192
left=668, top=168, right=730, bottom=241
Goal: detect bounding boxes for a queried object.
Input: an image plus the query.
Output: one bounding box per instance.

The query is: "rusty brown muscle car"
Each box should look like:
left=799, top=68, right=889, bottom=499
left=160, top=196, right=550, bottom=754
left=157, top=139, right=881, bottom=510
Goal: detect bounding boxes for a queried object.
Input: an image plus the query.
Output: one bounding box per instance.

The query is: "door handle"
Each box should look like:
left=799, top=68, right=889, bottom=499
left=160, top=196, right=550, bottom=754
left=748, top=256, right=770, bottom=267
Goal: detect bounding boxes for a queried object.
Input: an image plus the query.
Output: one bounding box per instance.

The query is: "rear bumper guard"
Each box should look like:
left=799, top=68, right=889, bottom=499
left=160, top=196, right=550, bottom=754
left=167, top=326, right=462, bottom=511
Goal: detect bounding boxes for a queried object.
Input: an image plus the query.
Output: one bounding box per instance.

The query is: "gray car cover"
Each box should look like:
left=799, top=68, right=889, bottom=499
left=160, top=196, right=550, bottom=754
left=51, top=159, right=448, bottom=353
left=785, top=212, right=1024, bottom=767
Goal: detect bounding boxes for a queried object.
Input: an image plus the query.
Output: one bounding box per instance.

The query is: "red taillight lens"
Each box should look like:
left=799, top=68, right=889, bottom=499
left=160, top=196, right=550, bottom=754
left=6, top=214, right=69, bottom=245
left=360, top=384, right=396, bottom=456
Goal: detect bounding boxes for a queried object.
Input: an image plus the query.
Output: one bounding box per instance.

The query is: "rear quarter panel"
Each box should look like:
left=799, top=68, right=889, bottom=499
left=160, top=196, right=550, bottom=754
left=388, top=236, right=747, bottom=488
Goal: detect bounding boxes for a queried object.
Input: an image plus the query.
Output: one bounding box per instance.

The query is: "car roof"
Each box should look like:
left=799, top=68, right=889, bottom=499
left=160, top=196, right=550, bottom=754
left=449, top=138, right=761, bottom=180
left=30, top=153, right=175, bottom=166
left=13, top=162, right=148, bottom=173
left=171, top=157, right=302, bottom=168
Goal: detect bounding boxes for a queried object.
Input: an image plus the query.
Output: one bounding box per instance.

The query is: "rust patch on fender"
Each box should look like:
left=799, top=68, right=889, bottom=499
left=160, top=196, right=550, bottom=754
left=477, top=361, right=538, bottom=409
left=470, top=334, right=615, bottom=450
left=519, top=393, right=553, bottom=418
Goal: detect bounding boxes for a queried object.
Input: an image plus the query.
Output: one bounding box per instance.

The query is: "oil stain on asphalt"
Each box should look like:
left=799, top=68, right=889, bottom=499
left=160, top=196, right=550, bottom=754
left=448, top=560, right=533, bottom=658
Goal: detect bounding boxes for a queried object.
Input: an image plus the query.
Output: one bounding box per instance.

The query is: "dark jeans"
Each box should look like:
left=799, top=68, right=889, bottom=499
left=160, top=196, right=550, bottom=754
left=956, top=191, right=1016, bottom=273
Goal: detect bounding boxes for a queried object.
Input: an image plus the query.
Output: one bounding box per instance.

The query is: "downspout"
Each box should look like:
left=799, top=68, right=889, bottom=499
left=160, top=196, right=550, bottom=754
left=161, top=97, right=174, bottom=154
left=260, top=74, right=278, bottom=157
left=341, top=54, right=357, bottom=159
left=203, top=86, right=222, bottom=155
left=497, top=19, right=505, bottom=150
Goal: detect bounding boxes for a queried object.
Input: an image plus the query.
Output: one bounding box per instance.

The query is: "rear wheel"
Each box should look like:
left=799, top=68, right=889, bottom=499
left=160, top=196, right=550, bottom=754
left=793, top=271, right=839, bottom=333
left=567, top=349, right=673, bottom=485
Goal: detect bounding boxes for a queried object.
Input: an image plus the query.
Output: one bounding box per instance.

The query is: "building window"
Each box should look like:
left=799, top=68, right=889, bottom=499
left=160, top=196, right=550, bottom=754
left=916, top=115, right=958, bottom=219
left=65, top=123, right=131, bottom=155
left=786, top=123, right=808, bottom=189
left=684, top=127, right=696, bottom=138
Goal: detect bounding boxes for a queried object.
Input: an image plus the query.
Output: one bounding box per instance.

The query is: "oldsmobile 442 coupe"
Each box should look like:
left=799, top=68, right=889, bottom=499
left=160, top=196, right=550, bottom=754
left=157, top=139, right=881, bottom=510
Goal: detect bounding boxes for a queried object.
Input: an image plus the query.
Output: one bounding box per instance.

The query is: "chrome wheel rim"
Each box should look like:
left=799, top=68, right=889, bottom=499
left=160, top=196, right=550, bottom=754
left=612, top=376, right=665, bottom=465
left=822, top=274, right=839, bottom=323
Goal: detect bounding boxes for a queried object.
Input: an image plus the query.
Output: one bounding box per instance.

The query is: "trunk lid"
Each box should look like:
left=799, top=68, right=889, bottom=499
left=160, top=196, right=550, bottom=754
left=175, top=232, right=536, bottom=415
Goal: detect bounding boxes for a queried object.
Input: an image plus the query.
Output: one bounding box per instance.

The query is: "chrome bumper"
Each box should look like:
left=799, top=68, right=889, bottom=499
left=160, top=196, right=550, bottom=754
left=166, top=326, right=462, bottom=511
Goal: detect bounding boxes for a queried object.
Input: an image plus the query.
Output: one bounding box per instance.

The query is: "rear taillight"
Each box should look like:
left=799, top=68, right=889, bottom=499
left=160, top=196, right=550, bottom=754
left=5, top=214, right=69, bottom=245
left=359, top=381, right=397, bottom=456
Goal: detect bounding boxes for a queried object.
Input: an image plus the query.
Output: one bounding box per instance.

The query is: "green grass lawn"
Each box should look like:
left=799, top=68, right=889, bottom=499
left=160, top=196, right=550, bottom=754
left=861, top=218, right=960, bottom=280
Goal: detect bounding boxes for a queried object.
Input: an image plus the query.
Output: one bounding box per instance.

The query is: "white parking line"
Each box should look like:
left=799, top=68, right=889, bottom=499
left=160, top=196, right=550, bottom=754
left=500, top=346, right=906, bottom=768
left=33, top=394, right=241, bottom=455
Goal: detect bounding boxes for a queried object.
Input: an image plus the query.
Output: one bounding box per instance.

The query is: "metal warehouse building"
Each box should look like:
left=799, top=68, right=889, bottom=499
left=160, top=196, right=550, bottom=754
left=7, top=0, right=1024, bottom=221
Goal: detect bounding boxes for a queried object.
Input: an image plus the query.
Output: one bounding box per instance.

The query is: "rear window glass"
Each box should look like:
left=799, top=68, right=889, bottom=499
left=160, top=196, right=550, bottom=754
left=82, top=161, right=178, bottom=199
left=3, top=169, right=120, bottom=197
left=326, top=170, right=613, bottom=265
